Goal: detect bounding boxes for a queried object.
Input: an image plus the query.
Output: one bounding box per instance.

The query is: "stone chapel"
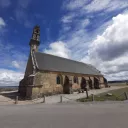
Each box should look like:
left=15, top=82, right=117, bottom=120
left=19, top=26, right=108, bottom=99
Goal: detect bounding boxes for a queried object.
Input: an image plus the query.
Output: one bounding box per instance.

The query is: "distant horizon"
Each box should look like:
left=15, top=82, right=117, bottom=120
left=0, top=80, right=128, bottom=87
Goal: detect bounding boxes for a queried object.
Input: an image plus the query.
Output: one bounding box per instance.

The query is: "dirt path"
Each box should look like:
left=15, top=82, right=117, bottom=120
left=43, top=86, right=127, bottom=104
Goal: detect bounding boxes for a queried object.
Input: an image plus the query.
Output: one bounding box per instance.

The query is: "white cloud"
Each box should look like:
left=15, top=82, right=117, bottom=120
left=44, top=41, right=70, bottom=58
left=0, top=17, right=6, bottom=28
left=0, top=42, right=26, bottom=86
left=59, top=0, right=128, bottom=81
left=107, top=71, right=128, bottom=81
left=0, top=69, right=23, bottom=86
left=61, top=0, right=121, bottom=61
left=106, top=0, right=128, bottom=12
left=61, top=13, right=76, bottom=23
left=63, top=0, right=88, bottom=11
left=59, top=17, right=91, bottom=60
left=0, top=42, right=27, bottom=71
left=83, top=0, right=128, bottom=13
left=84, top=0, right=111, bottom=12
left=64, top=0, right=128, bottom=13
left=78, top=19, right=90, bottom=28
left=11, top=60, right=27, bottom=71
left=81, top=13, right=128, bottom=81
left=0, top=0, right=11, bottom=8
left=12, top=61, right=20, bottom=69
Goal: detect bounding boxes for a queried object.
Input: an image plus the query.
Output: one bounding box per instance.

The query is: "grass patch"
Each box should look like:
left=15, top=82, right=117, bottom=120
left=108, top=83, right=128, bottom=87
left=0, top=87, right=18, bottom=92
left=78, top=87, right=128, bottom=102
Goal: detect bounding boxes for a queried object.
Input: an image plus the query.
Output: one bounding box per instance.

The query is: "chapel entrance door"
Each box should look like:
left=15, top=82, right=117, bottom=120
left=89, top=78, right=93, bottom=89
left=63, top=76, right=72, bottom=94
left=94, top=77, right=100, bottom=89
left=81, top=77, right=87, bottom=91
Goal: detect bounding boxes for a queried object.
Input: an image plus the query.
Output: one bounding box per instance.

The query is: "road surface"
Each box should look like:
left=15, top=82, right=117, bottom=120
left=0, top=102, right=128, bottom=128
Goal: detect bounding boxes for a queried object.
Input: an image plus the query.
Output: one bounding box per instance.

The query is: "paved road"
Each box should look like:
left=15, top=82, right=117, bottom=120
left=0, top=102, right=128, bottom=128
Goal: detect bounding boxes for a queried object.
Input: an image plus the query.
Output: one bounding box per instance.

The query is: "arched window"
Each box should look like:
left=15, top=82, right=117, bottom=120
left=74, top=76, right=78, bottom=84
left=57, top=76, right=61, bottom=84
left=56, top=75, right=63, bottom=85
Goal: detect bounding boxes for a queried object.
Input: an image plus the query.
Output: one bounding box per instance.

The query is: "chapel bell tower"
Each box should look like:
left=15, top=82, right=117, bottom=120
left=29, top=25, right=40, bottom=52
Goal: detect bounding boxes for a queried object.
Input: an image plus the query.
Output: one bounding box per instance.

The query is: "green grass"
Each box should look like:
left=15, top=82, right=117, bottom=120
left=108, top=83, right=128, bottom=87
left=0, top=87, right=18, bottom=92
left=78, top=87, right=128, bottom=102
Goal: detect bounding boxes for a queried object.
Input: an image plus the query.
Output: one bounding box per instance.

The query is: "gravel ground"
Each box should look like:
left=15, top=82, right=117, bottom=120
left=36, top=86, right=127, bottom=104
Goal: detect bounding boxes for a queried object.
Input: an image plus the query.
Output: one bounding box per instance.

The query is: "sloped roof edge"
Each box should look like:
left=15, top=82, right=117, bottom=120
left=34, top=52, right=102, bottom=76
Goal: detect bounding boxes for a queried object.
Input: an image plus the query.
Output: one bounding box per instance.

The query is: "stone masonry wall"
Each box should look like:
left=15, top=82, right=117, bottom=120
left=29, top=71, right=105, bottom=99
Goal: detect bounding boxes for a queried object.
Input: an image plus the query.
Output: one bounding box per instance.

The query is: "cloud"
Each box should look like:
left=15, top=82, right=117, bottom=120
left=44, top=41, right=70, bottom=58
left=0, top=41, right=27, bottom=86
left=63, top=0, right=128, bottom=13
left=11, top=61, right=20, bottom=69
left=0, top=42, right=27, bottom=71
left=0, top=17, right=6, bottom=28
left=58, top=0, right=128, bottom=81
left=60, top=0, right=122, bottom=62
left=81, top=12, right=128, bottom=80
left=0, top=69, right=23, bottom=86
left=84, top=0, right=111, bottom=12
left=62, top=0, right=128, bottom=30
left=59, top=17, right=91, bottom=61
left=0, top=0, right=11, bottom=8
left=61, top=13, right=76, bottom=23
left=107, top=71, right=128, bottom=81
left=63, top=0, right=88, bottom=11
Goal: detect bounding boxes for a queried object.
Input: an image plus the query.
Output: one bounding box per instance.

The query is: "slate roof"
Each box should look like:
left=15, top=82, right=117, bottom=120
left=34, top=52, right=102, bottom=76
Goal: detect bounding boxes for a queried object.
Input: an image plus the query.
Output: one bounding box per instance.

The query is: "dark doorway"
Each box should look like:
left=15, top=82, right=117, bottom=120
left=89, top=77, right=93, bottom=89
left=63, top=76, right=72, bottom=94
left=94, top=77, right=100, bottom=89
left=81, top=77, right=87, bottom=91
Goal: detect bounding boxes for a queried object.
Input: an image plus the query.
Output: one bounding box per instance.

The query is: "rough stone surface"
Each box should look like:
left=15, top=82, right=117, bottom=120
left=19, top=71, right=106, bottom=99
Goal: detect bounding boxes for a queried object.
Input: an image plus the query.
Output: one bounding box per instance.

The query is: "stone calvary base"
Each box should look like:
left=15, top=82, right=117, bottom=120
left=19, top=26, right=108, bottom=99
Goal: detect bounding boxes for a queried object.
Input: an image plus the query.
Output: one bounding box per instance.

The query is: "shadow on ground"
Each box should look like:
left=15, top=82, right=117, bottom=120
left=0, top=91, right=26, bottom=101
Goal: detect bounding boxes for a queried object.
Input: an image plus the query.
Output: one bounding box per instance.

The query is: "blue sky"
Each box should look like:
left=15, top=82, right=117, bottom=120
left=0, top=0, right=128, bottom=86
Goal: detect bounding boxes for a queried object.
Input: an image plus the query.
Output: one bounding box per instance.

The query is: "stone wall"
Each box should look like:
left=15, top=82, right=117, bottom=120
left=99, top=77, right=105, bottom=88
left=28, top=71, right=106, bottom=99
left=32, top=72, right=63, bottom=98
